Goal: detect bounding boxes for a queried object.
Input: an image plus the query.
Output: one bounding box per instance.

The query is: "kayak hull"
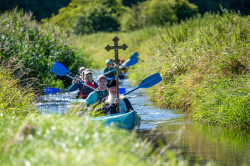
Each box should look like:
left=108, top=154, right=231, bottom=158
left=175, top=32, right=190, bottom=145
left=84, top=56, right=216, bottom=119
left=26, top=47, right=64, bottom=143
left=92, top=111, right=141, bottom=130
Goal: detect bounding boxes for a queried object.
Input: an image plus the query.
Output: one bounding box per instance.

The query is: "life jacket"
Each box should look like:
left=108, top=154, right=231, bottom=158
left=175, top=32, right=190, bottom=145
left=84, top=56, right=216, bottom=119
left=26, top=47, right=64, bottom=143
left=80, top=81, right=97, bottom=98
left=95, top=88, right=109, bottom=103
left=104, top=67, right=115, bottom=78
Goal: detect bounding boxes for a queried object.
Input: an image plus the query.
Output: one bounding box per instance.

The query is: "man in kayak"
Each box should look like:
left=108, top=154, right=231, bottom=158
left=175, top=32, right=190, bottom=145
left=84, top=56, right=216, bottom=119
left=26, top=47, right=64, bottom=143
left=101, top=79, right=134, bottom=114
left=86, top=75, right=109, bottom=106
left=103, top=59, right=116, bottom=81
left=69, top=69, right=98, bottom=98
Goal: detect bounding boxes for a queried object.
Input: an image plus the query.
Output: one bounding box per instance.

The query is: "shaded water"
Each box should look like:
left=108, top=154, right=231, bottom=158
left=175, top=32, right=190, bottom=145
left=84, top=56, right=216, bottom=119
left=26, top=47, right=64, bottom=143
left=37, top=78, right=250, bottom=166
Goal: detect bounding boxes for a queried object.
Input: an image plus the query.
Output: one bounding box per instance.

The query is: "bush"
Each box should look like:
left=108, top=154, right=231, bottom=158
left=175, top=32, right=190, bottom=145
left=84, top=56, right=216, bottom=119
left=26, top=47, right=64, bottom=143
left=0, top=9, right=89, bottom=88
left=120, top=0, right=198, bottom=31
left=46, top=0, right=124, bottom=34
left=74, top=6, right=120, bottom=35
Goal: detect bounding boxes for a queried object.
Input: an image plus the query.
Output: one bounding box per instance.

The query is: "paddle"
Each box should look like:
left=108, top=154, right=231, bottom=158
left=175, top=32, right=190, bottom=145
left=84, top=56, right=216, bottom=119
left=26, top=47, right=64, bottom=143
left=50, top=62, right=127, bottom=93
left=44, top=87, right=62, bottom=94
left=51, top=62, right=95, bottom=90
left=44, top=87, right=127, bottom=95
left=123, top=73, right=162, bottom=96
left=103, top=52, right=139, bottom=76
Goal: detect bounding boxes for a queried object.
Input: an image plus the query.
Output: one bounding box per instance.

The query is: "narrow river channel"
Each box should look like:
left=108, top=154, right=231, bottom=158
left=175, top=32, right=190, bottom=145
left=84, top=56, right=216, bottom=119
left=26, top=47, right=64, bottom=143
left=37, top=75, right=250, bottom=166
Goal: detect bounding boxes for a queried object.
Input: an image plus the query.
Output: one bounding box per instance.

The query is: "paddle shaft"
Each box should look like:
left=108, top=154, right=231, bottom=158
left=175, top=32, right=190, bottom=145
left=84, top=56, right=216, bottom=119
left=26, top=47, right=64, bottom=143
left=103, top=64, right=126, bottom=76
left=122, top=73, right=162, bottom=96
left=66, top=74, right=95, bottom=90
left=123, top=87, right=139, bottom=96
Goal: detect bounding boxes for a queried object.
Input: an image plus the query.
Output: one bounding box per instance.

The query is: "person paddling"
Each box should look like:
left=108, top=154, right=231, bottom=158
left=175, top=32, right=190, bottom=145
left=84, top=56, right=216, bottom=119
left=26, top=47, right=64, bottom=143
left=118, top=59, right=128, bottom=79
left=86, top=75, right=109, bottom=106
left=72, top=67, right=85, bottom=83
left=80, top=70, right=98, bottom=98
left=103, top=59, right=116, bottom=80
left=101, top=79, right=134, bottom=115
left=68, top=69, right=98, bottom=99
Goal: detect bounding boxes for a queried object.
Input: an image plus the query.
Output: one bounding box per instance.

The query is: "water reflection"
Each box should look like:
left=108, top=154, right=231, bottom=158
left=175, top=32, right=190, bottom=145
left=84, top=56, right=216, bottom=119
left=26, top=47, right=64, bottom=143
left=139, top=117, right=250, bottom=166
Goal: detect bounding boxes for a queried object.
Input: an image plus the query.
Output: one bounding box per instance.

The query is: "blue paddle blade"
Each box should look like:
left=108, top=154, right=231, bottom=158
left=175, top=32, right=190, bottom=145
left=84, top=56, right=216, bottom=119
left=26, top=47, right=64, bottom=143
left=125, top=57, right=138, bottom=67
left=44, top=87, right=61, bottom=94
left=51, top=62, right=69, bottom=76
left=130, top=52, right=139, bottom=59
left=119, top=88, right=126, bottom=94
left=138, top=73, right=162, bottom=88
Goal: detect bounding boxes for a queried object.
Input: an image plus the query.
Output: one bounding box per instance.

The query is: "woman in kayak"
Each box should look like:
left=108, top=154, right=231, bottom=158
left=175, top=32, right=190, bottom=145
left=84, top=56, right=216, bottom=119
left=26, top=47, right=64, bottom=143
left=86, top=75, right=109, bottom=106
left=72, top=66, right=85, bottom=83
left=69, top=69, right=98, bottom=98
left=101, top=79, right=134, bottom=114
left=103, top=59, right=116, bottom=81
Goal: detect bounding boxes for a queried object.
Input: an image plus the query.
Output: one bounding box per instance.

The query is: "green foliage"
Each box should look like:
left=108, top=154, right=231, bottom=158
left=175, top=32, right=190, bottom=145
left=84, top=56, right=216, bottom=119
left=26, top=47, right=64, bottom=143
left=78, top=10, right=250, bottom=129
left=120, top=0, right=198, bottom=31
left=0, top=65, right=36, bottom=116
left=129, top=10, right=250, bottom=129
left=0, top=115, right=187, bottom=165
left=0, top=9, right=89, bottom=88
left=0, top=0, right=70, bottom=20
left=122, top=0, right=146, bottom=7
left=46, top=0, right=124, bottom=34
left=74, top=5, right=120, bottom=35
left=191, top=76, right=249, bottom=129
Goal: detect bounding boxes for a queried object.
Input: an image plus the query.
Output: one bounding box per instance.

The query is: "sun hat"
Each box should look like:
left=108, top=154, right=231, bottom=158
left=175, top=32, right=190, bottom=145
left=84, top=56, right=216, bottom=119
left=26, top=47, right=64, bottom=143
left=97, top=75, right=106, bottom=81
left=84, top=69, right=93, bottom=75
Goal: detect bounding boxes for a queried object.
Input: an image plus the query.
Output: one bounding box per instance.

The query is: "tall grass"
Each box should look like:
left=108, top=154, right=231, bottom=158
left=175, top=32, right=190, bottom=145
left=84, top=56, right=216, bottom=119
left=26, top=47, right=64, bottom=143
left=0, top=61, right=36, bottom=116
left=0, top=114, right=194, bottom=165
left=0, top=8, right=90, bottom=88
left=76, top=10, right=249, bottom=130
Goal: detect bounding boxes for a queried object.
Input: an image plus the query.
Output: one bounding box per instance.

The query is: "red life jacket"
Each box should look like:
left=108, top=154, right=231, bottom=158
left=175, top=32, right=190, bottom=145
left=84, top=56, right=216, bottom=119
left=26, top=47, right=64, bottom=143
left=80, top=81, right=97, bottom=98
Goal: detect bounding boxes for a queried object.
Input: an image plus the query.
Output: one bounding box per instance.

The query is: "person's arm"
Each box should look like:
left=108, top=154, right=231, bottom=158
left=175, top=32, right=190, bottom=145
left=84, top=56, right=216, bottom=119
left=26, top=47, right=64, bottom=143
left=68, top=82, right=82, bottom=92
left=123, top=98, right=134, bottom=111
left=103, top=68, right=107, bottom=75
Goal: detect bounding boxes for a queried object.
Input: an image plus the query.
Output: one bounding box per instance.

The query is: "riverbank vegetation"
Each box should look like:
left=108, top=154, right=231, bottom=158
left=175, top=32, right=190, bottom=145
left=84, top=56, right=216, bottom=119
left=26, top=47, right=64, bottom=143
left=0, top=62, right=36, bottom=116
left=76, top=10, right=249, bottom=130
left=0, top=9, right=90, bottom=88
left=1, top=114, right=192, bottom=165
left=0, top=65, right=191, bottom=166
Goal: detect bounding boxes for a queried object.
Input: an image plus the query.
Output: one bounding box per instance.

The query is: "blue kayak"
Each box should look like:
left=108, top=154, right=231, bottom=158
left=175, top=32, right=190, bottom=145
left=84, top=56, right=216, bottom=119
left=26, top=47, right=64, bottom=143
left=70, top=99, right=141, bottom=130
left=92, top=111, right=141, bottom=130
left=70, top=99, right=86, bottom=103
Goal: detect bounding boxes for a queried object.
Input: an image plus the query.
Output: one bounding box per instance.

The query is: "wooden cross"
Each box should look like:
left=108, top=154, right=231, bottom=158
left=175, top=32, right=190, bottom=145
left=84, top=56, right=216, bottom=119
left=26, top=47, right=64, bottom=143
left=105, top=36, right=128, bottom=113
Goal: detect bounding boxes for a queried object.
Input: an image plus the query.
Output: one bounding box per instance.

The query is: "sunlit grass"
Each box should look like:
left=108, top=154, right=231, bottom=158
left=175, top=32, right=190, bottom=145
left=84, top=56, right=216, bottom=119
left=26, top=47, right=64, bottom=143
left=0, top=64, right=36, bottom=116
left=0, top=115, right=192, bottom=166
left=75, top=10, right=250, bottom=130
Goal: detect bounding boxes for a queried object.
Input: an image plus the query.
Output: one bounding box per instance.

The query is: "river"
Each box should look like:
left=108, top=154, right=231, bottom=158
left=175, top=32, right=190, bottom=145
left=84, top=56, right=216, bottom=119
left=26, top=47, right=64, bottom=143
left=37, top=77, right=250, bottom=166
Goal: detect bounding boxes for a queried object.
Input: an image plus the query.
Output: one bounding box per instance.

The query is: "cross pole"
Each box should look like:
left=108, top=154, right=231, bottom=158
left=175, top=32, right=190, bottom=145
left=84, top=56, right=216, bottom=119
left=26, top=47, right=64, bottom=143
left=105, top=36, right=128, bottom=113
